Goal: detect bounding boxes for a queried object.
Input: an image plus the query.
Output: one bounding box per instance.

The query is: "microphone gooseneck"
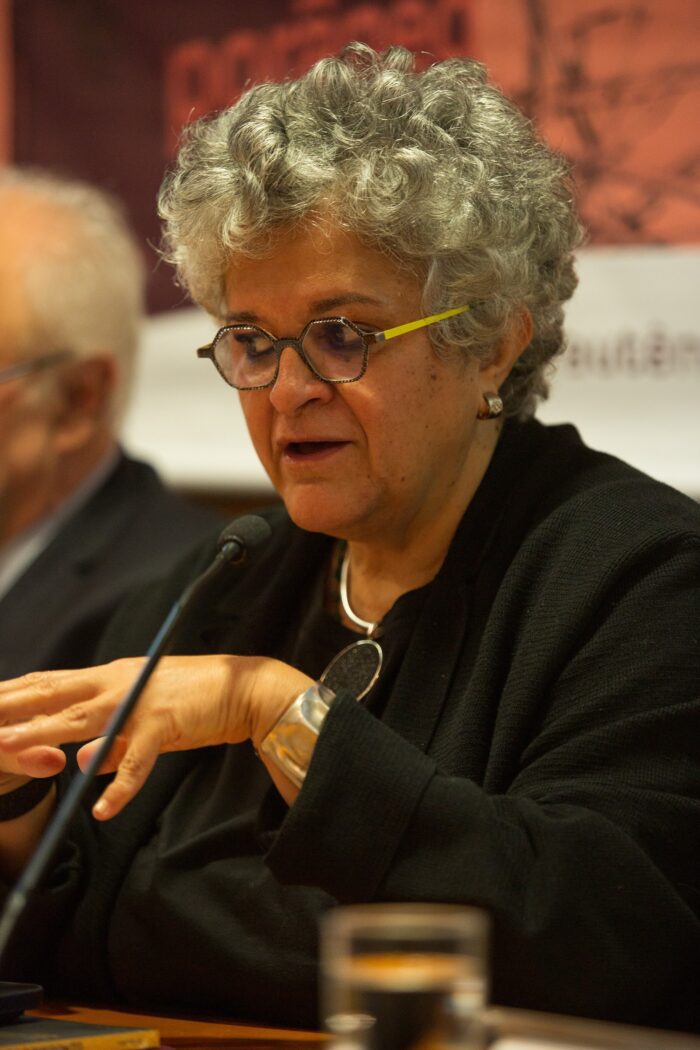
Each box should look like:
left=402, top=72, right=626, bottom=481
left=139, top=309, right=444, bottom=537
left=0, top=515, right=272, bottom=965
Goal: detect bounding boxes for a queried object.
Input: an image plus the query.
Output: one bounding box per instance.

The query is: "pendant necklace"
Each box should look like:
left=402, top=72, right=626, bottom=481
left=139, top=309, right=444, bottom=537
left=339, top=547, right=382, bottom=639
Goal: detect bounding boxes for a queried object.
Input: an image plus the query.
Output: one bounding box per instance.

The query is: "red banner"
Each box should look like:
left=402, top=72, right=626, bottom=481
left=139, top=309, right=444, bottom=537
left=6, top=0, right=699, bottom=312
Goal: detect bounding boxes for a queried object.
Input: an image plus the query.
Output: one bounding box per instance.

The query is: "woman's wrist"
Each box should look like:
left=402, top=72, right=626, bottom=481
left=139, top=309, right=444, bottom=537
left=246, top=659, right=316, bottom=752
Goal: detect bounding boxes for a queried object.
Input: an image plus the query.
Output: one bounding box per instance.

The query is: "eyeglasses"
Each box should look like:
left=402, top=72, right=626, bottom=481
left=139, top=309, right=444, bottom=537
left=0, top=350, right=73, bottom=386
left=196, top=305, right=470, bottom=390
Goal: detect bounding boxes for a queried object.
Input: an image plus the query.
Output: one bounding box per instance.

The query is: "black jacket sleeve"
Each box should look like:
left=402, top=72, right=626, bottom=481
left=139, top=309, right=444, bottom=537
left=267, top=533, right=700, bottom=1032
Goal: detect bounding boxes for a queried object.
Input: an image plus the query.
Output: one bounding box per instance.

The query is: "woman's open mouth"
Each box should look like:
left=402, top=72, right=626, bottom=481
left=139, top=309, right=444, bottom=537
left=283, top=440, right=349, bottom=460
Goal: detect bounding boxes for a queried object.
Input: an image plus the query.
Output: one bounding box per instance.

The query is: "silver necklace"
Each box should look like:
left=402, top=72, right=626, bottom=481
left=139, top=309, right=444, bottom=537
left=339, top=547, right=381, bottom=639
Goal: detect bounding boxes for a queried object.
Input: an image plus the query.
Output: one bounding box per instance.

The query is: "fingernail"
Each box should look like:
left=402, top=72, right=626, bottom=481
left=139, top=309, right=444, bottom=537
left=93, top=799, right=109, bottom=819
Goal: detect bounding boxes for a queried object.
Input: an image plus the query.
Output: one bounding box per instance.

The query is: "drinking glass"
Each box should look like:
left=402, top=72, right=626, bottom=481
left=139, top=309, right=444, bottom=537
left=321, top=903, right=489, bottom=1050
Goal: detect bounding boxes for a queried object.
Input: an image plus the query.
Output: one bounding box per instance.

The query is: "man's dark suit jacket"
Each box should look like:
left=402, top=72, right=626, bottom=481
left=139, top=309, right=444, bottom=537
left=0, top=453, right=223, bottom=680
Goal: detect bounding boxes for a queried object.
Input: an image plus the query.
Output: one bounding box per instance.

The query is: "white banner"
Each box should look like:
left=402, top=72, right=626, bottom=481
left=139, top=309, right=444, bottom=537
left=539, top=247, right=700, bottom=496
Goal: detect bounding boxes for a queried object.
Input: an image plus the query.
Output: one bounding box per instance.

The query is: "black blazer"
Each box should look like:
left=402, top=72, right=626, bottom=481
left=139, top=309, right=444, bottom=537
left=0, top=453, right=222, bottom=680
left=3, top=423, right=699, bottom=1032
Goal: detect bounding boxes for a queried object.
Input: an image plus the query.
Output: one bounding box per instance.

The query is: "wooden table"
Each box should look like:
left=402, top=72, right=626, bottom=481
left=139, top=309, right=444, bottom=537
left=35, top=1001, right=326, bottom=1049
left=34, top=1001, right=700, bottom=1050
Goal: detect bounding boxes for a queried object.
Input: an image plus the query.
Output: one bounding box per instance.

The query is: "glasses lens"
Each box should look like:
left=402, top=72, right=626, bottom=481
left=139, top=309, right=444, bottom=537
left=214, top=327, right=276, bottom=388
left=303, top=320, right=366, bottom=381
left=0, top=352, right=71, bottom=385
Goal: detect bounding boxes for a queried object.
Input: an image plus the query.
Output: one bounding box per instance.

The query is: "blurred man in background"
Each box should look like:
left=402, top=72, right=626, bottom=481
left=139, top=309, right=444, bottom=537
left=0, top=168, right=222, bottom=680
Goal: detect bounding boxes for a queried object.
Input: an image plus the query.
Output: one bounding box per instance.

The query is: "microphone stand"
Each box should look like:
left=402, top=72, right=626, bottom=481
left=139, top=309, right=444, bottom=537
left=0, top=515, right=271, bottom=967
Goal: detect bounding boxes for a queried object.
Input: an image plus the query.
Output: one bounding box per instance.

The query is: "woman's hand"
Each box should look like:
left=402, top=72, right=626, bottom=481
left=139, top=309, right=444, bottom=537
left=0, top=656, right=313, bottom=820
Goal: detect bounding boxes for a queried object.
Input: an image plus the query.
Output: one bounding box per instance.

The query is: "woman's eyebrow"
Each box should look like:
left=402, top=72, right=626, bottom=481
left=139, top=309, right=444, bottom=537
left=222, top=310, right=260, bottom=324
left=222, top=293, right=386, bottom=325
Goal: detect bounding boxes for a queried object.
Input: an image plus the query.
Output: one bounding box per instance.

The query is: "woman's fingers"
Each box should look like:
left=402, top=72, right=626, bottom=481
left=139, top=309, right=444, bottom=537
left=0, top=668, right=97, bottom=725
left=76, top=736, right=127, bottom=775
left=0, top=668, right=76, bottom=698
left=0, top=660, right=147, bottom=752
left=2, top=745, right=67, bottom=779
left=0, top=696, right=116, bottom=752
left=0, top=655, right=314, bottom=820
left=91, top=730, right=162, bottom=821
left=0, top=661, right=146, bottom=727
left=16, top=745, right=68, bottom=778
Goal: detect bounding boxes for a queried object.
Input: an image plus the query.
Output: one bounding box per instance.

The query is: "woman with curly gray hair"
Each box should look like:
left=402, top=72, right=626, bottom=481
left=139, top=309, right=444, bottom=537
left=161, top=43, right=581, bottom=421
left=0, top=45, right=697, bottom=1037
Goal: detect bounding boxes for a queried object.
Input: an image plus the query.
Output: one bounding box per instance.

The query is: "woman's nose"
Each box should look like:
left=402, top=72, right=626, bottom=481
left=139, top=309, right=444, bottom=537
left=268, top=344, right=333, bottom=413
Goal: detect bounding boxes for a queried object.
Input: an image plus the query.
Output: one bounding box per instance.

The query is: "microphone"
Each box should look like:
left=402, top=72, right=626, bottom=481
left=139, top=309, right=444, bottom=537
left=0, top=514, right=272, bottom=973
left=216, top=515, right=273, bottom=565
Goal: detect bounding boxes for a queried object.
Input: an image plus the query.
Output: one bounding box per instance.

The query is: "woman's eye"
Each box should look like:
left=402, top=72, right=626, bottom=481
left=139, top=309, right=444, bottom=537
left=314, top=322, right=365, bottom=354
left=232, top=332, right=272, bottom=358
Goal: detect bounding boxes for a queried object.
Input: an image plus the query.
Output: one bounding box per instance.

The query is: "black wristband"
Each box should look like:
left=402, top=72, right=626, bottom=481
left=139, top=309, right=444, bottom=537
left=0, top=778, right=56, bottom=821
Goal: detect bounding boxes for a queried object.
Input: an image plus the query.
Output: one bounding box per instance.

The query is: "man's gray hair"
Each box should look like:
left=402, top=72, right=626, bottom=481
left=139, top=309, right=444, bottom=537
left=159, top=43, right=584, bottom=418
left=0, top=167, right=145, bottom=423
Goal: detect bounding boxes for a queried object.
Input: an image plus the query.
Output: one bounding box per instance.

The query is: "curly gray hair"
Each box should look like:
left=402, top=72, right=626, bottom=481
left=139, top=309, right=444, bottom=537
left=159, top=43, right=584, bottom=417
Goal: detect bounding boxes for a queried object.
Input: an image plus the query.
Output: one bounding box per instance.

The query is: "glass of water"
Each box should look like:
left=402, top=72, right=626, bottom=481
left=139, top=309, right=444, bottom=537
left=321, top=903, right=489, bottom=1049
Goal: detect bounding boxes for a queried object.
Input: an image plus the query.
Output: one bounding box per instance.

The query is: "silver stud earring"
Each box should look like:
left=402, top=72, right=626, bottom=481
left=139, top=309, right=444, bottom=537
left=477, top=392, right=504, bottom=420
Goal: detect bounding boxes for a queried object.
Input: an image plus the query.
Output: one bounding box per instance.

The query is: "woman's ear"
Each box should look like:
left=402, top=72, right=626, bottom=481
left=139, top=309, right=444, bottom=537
left=478, top=307, right=533, bottom=393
